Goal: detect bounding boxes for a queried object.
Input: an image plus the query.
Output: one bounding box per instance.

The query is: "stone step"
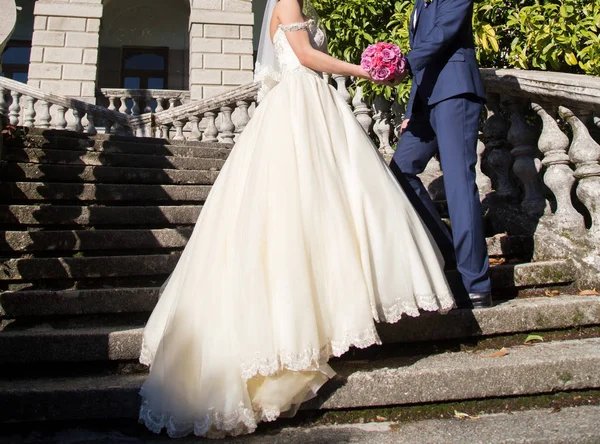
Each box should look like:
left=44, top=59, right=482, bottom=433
left=4, top=147, right=227, bottom=170
left=0, top=254, right=180, bottom=281
left=0, top=256, right=573, bottom=293
left=1, top=163, right=220, bottom=185
left=0, top=228, right=193, bottom=253
left=0, top=205, right=201, bottom=227
left=0, top=287, right=160, bottom=317
left=1, top=295, right=597, bottom=362
left=23, top=133, right=232, bottom=158
left=0, top=230, right=525, bottom=257
left=1, top=337, right=599, bottom=422
left=0, top=182, right=211, bottom=203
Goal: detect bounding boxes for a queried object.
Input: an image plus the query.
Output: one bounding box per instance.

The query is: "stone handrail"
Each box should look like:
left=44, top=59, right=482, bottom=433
left=99, top=88, right=190, bottom=117
left=480, top=69, right=600, bottom=112
left=130, top=82, right=260, bottom=141
left=0, top=76, right=132, bottom=135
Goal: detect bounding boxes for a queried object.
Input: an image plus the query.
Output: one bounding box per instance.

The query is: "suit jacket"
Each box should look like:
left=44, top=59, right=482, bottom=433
left=404, top=0, right=485, bottom=119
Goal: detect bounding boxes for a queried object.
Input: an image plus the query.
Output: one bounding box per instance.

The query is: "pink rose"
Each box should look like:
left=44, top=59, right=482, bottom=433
left=361, top=57, right=373, bottom=71
left=397, top=56, right=407, bottom=71
left=381, top=48, right=398, bottom=63
left=363, top=45, right=377, bottom=57
left=372, top=66, right=392, bottom=81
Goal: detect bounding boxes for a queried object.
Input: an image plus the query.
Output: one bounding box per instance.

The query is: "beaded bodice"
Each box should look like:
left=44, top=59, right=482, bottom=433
left=274, top=19, right=327, bottom=76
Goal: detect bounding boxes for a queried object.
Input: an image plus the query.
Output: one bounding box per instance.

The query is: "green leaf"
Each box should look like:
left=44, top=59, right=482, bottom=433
left=524, top=334, right=544, bottom=344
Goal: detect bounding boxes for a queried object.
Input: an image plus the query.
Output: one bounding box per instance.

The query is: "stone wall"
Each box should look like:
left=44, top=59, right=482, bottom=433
left=27, top=0, right=102, bottom=104
left=189, top=0, right=255, bottom=100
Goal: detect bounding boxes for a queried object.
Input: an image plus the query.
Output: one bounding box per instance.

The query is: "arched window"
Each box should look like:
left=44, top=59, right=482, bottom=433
left=121, top=47, right=169, bottom=89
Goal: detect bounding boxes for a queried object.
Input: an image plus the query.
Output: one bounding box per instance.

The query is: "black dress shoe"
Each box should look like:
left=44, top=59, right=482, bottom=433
left=468, top=292, right=493, bottom=308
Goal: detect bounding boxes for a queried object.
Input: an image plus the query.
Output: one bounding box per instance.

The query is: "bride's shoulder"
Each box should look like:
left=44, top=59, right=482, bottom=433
left=274, top=0, right=303, bottom=19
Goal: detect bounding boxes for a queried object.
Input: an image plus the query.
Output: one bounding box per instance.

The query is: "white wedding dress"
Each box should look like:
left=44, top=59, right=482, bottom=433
left=139, top=19, right=454, bottom=439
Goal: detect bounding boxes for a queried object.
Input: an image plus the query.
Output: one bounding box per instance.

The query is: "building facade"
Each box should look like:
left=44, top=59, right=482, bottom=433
left=1, top=0, right=268, bottom=107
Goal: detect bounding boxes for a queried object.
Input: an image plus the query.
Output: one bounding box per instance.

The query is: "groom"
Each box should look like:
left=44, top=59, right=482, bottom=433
left=390, top=0, right=492, bottom=308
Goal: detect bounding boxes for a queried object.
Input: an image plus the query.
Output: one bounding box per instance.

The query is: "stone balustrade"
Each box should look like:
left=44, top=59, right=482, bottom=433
left=0, top=76, right=133, bottom=138
left=98, top=88, right=190, bottom=117
left=330, top=69, right=600, bottom=285
left=129, top=82, right=259, bottom=142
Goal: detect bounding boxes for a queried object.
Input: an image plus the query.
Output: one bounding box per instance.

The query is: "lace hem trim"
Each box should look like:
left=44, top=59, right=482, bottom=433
left=139, top=396, right=259, bottom=439
left=138, top=292, right=455, bottom=438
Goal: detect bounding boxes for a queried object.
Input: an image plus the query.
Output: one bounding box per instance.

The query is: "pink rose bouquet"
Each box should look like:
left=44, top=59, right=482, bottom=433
left=360, top=42, right=407, bottom=82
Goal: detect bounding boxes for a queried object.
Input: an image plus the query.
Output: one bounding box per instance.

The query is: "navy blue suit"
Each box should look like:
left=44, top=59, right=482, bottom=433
left=390, top=0, right=491, bottom=294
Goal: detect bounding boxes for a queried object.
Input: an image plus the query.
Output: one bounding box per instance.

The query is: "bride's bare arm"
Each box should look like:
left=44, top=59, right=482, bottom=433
left=275, top=0, right=372, bottom=80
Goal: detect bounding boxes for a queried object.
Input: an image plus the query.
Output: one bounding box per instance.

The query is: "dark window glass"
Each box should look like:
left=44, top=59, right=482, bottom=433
left=2, top=46, right=31, bottom=64
left=121, top=47, right=168, bottom=90
left=147, top=77, right=164, bottom=89
left=124, top=76, right=141, bottom=89
left=1, top=40, right=31, bottom=83
left=125, top=53, right=165, bottom=71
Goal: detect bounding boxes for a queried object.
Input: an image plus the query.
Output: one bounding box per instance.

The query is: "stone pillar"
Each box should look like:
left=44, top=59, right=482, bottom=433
left=28, top=0, right=102, bottom=104
left=0, top=0, right=18, bottom=73
left=189, top=0, right=254, bottom=100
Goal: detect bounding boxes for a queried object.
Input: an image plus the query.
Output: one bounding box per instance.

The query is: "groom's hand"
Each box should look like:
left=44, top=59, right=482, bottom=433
left=400, top=119, right=410, bottom=135
left=370, top=69, right=408, bottom=86
left=387, top=69, right=409, bottom=86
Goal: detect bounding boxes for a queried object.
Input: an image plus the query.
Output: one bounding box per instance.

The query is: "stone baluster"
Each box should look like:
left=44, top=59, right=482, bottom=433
left=106, top=96, right=118, bottom=134
left=481, top=93, right=518, bottom=200
left=168, top=98, right=178, bottom=111
left=234, top=100, right=250, bottom=136
left=86, top=114, right=97, bottom=136
left=559, top=106, right=600, bottom=241
left=173, top=119, right=186, bottom=141
left=203, top=111, right=219, bottom=143
left=8, top=91, right=22, bottom=125
left=332, top=75, right=351, bottom=105
left=55, top=105, right=68, bottom=129
left=188, top=115, right=202, bottom=141
left=156, top=97, right=165, bottom=113
left=160, top=123, right=171, bottom=140
left=532, top=103, right=583, bottom=230
left=352, top=86, right=373, bottom=134
left=143, top=98, right=153, bottom=114
left=0, top=87, right=7, bottom=125
left=71, top=108, right=84, bottom=133
left=506, top=98, right=545, bottom=217
left=131, top=96, right=141, bottom=116
left=38, top=101, right=51, bottom=128
left=219, top=106, right=235, bottom=144
left=119, top=96, right=129, bottom=115
left=391, top=100, right=405, bottom=141
left=23, top=96, right=36, bottom=128
left=372, top=96, right=393, bottom=155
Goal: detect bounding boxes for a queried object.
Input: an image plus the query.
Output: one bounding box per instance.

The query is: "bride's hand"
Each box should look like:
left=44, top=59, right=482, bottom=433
left=356, top=66, right=408, bottom=86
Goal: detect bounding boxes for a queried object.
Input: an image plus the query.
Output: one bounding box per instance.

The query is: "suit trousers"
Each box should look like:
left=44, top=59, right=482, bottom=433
left=390, top=93, right=491, bottom=294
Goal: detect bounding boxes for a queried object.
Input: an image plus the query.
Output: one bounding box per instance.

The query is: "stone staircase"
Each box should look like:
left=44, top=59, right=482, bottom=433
left=0, top=129, right=599, bottom=428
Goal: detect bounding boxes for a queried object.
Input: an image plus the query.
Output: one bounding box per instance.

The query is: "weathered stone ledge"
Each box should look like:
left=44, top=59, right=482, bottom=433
left=1, top=295, right=597, bottom=362
left=1, top=337, right=599, bottom=422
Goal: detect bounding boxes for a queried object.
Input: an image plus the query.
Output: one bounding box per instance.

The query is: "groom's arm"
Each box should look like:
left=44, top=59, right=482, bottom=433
left=405, top=0, right=473, bottom=75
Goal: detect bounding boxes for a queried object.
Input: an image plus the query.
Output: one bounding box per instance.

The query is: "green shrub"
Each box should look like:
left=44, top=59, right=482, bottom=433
left=313, top=0, right=600, bottom=105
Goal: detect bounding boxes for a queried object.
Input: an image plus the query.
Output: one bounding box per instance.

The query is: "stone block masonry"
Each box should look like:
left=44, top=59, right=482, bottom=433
left=28, top=0, right=103, bottom=104
left=189, top=1, right=254, bottom=100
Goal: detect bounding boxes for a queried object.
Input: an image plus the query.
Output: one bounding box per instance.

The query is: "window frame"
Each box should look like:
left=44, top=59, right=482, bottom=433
left=120, top=46, right=169, bottom=90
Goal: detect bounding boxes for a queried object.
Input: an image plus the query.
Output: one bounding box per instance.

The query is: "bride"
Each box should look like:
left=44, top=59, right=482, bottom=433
left=138, top=0, right=455, bottom=438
